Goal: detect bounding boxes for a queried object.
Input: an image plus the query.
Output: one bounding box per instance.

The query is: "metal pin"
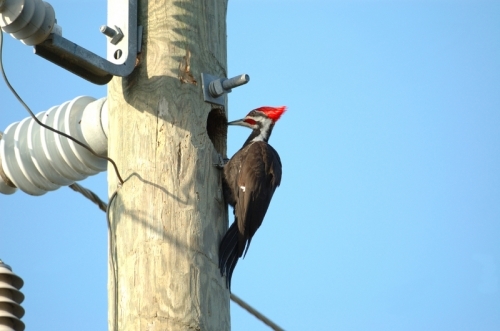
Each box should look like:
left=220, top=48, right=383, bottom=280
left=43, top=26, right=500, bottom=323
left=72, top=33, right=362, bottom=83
left=201, top=73, right=251, bottom=106
left=100, top=25, right=124, bottom=45
left=209, top=74, right=250, bottom=98
left=100, top=25, right=116, bottom=38
left=222, top=74, right=250, bottom=91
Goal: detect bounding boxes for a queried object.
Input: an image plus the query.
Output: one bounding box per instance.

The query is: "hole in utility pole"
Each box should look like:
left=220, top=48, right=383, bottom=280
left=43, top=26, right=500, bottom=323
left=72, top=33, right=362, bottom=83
left=207, top=107, right=227, bottom=155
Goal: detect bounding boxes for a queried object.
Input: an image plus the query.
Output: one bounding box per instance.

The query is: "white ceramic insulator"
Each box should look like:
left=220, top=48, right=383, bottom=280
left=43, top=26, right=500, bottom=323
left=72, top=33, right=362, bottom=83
left=0, top=131, right=17, bottom=195
left=0, top=262, right=24, bottom=331
left=0, top=96, right=108, bottom=196
left=0, top=0, right=56, bottom=46
left=0, top=177, right=16, bottom=195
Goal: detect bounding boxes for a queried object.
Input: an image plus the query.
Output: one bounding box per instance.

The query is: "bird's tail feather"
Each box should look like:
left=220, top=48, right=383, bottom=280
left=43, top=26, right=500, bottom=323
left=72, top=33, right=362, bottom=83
left=219, top=221, right=240, bottom=289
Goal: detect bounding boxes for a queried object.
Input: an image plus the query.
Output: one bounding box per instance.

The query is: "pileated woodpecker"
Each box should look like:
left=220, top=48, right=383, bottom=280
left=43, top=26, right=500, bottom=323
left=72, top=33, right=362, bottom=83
left=219, top=106, right=286, bottom=289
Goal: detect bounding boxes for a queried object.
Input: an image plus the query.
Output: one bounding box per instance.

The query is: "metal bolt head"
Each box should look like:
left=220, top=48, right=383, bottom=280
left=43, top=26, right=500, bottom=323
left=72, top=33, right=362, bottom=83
left=209, top=79, right=225, bottom=98
left=114, top=49, right=123, bottom=60
left=100, top=25, right=124, bottom=45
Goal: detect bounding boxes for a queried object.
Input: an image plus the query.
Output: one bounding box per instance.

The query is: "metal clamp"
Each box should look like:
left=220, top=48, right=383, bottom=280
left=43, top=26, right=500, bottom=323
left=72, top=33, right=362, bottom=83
left=33, top=0, right=138, bottom=85
left=201, top=73, right=250, bottom=106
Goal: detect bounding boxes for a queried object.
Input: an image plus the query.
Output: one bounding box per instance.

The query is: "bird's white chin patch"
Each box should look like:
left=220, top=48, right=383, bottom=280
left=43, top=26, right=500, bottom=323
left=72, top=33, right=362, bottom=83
left=239, top=186, right=246, bottom=192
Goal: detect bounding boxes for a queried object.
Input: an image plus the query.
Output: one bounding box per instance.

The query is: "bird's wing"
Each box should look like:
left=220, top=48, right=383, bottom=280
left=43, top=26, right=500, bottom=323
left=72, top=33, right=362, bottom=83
left=235, top=142, right=282, bottom=257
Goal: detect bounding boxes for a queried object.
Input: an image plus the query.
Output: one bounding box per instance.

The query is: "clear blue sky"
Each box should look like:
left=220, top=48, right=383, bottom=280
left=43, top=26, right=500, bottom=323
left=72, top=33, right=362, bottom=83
left=1, top=1, right=499, bottom=330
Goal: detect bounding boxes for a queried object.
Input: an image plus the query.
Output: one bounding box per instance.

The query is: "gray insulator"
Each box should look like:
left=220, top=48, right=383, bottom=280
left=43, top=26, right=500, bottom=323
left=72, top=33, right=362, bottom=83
left=0, top=260, right=25, bottom=331
left=0, top=0, right=56, bottom=46
left=0, top=131, right=17, bottom=195
left=0, top=96, right=108, bottom=196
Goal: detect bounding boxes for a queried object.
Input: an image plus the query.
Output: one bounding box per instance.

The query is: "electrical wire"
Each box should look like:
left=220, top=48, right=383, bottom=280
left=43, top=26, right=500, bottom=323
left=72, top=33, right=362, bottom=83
left=68, top=183, right=107, bottom=212
left=106, top=190, right=119, bottom=331
left=230, top=293, right=285, bottom=331
left=66, top=182, right=118, bottom=322
left=69, top=183, right=285, bottom=330
left=0, top=28, right=284, bottom=331
left=0, top=31, right=124, bottom=185
left=0, top=31, right=123, bottom=329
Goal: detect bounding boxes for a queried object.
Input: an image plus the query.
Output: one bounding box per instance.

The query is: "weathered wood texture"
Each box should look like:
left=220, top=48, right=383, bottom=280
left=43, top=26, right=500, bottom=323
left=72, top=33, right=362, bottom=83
left=107, top=0, right=230, bottom=330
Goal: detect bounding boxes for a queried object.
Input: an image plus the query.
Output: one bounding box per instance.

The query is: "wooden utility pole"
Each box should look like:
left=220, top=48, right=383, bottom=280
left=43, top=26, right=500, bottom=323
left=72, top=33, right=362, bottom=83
left=107, top=0, right=230, bottom=330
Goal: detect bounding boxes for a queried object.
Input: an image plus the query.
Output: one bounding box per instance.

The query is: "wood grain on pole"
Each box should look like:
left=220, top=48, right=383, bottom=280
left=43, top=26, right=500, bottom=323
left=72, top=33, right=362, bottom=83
left=107, top=1, right=230, bottom=330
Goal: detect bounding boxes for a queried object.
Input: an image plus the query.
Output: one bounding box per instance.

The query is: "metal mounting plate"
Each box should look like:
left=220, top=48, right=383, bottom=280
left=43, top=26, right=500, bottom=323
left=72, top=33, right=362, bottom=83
left=201, top=73, right=225, bottom=106
left=106, top=0, right=137, bottom=67
left=34, top=0, right=138, bottom=85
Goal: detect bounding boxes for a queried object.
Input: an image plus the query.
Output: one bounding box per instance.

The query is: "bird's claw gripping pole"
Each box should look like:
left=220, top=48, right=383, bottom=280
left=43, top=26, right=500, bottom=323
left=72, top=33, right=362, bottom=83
left=213, top=153, right=229, bottom=169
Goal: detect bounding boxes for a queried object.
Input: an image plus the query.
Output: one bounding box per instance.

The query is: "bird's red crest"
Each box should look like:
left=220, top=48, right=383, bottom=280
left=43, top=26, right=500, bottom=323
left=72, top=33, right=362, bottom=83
left=255, top=106, right=287, bottom=122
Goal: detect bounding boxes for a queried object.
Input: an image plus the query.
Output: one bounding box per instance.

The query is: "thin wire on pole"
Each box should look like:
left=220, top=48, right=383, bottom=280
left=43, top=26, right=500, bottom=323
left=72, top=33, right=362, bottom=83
left=0, top=26, right=285, bottom=331
left=0, top=31, right=124, bottom=185
left=66, top=183, right=285, bottom=330
left=68, top=183, right=107, bottom=212
left=230, top=293, right=285, bottom=331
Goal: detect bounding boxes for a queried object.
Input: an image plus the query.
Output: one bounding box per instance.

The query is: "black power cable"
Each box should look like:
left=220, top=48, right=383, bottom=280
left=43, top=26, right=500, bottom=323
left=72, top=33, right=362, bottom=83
left=1, top=29, right=284, bottom=331
left=0, top=31, right=124, bottom=185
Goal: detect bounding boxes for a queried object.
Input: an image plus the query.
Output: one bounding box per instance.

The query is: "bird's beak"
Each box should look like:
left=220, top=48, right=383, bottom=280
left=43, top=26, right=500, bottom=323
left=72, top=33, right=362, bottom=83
left=227, top=118, right=246, bottom=126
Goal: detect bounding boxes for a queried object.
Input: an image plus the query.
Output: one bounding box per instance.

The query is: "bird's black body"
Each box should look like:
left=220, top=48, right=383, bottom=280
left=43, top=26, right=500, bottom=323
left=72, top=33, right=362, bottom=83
left=218, top=106, right=286, bottom=289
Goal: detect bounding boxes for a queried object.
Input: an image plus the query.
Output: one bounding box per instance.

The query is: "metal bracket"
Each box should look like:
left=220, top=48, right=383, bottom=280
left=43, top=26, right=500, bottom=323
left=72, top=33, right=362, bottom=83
left=201, top=73, right=250, bottom=106
left=33, top=0, right=138, bottom=85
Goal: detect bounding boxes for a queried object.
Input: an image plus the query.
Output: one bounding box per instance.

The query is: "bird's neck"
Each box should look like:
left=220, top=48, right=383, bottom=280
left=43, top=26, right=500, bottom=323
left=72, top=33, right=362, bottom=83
left=242, top=122, right=274, bottom=147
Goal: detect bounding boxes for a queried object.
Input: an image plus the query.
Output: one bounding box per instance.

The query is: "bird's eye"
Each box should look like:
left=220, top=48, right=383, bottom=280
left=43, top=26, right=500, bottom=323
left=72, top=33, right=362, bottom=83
left=245, top=119, right=257, bottom=125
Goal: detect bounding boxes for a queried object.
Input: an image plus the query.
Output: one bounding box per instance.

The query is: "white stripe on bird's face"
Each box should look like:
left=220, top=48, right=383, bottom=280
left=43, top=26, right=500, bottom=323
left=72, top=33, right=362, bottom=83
left=250, top=117, right=273, bottom=143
